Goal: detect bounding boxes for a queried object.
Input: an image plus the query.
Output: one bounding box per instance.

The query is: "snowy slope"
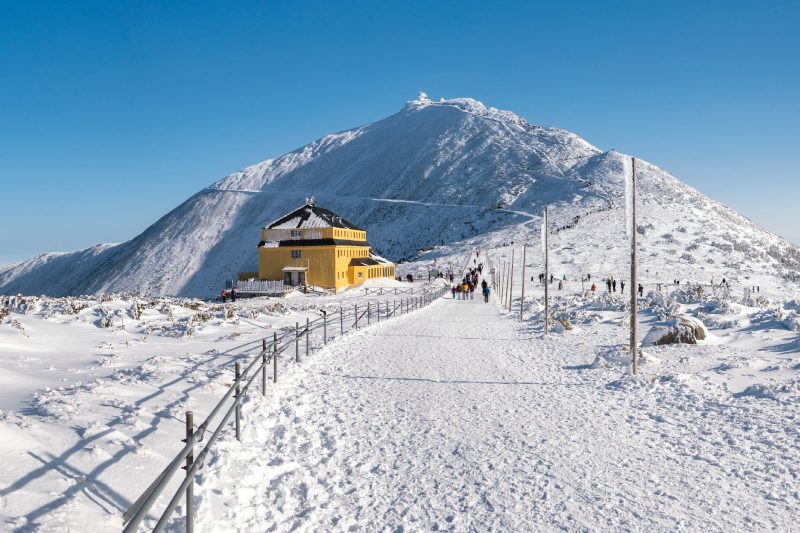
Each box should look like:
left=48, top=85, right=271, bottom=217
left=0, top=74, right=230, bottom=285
left=1, top=93, right=798, bottom=297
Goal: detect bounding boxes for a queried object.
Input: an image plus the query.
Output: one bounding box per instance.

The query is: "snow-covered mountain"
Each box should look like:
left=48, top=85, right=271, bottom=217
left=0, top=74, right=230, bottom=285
left=2, top=92, right=798, bottom=297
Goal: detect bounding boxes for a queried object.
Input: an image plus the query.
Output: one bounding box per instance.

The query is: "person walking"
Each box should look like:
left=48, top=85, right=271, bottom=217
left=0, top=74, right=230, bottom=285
left=620, top=280, right=625, bottom=294
left=482, top=283, right=490, bottom=303
left=638, top=284, right=644, bottom=297
left=591, top=283, right=597, bottom=293
left=221, top=289, right=227, bottom=303
left=451, top=285, right=457, bottom=299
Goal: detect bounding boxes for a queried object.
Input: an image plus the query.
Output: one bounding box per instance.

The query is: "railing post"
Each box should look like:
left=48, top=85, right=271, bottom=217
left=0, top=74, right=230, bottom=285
left=367, top=302, right=370, bottom=325
left=355, top=304, right=358, bottom=329
left=185, top=410, right=194, bottom=533
left=305, top=317, right=309, bottom=357
left=340, top=306, right=343, bottom=335
left=234, top=362, right=241, bottom=441
left=273, top=332, right=278, bottom=383
left=261, top=339, right=266, bottom=396
left=323, top=311, right=327, bottom=344
left=295, top=322, right=299, bottom=363
left=377, top=301, right=380, bottom=322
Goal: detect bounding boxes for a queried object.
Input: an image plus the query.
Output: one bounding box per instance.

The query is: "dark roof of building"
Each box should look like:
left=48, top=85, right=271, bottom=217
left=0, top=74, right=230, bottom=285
left=349, top=257, right=383, bottom=267
left=258, top=239, right=372, bottom=248
left=266, top=202, right=364, bottom=230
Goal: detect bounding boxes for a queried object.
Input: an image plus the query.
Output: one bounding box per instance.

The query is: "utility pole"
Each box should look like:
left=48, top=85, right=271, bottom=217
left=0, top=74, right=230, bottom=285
left=520, top=244, right=527, bottom=321
left=631, top=157, right=639, bottom=375
left=544, top=206, right=549, bottom=336
left=508, top=248, right=515, bottom=311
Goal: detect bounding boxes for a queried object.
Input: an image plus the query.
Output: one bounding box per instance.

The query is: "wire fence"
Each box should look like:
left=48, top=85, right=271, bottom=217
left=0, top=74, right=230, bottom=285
left=122, top=284, right=451, bottom=532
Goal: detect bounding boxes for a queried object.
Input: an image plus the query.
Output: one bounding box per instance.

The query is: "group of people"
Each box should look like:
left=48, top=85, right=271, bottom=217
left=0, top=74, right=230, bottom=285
left=588, top=280, right=643, bottom=296
left=219, top=288, right=236, bottom=303
left=451, top=266, right=491, bottom=303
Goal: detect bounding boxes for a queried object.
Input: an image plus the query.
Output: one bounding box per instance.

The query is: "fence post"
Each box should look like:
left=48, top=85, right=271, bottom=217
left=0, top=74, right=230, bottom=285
left=295, top=322, right=299, bottom=363
left=367, top=302, right=370, bottom=325
left=323, top=311, right=327, bottom=344
left=377, top=301, right=380, bottom=322
left=273, top=332, right=278, bottom=383
left=234, top=362, right=241, bottom=441
left=340, top=306, right=343, bottom=335
left=185, top=410, right=194, bottom=533
left=355, top=304, right=358, bottom=329
left=305, top=317, right=309, bottom=357
left=261, top=339, right=266, bottom=396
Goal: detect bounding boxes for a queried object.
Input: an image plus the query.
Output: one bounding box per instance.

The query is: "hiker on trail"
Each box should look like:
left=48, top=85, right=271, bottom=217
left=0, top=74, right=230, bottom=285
left=449, top=273, right=454, bottom=283
left=221, top=290, right=227, bottom=303
left=591, top=283, right=597, bottom=293
left=461, top=281, right=469, bottom=299
left=587, top=273, right=591, bottom=281
left=230, top=288, right=236, bottom=302
left=638, top=284, right=644, bottom=297
left=620, top=280, right=625, bottom=294
left=606, top=278, right=612, bottom=293
left=550, top=274, right=554, bottom=284
left=451, top=285, right=457, bottom=299
left=558, top=280, right=563, bottom=290
left=468, top=281, right=475, bottom=299
left=482, top=281, right=490, bottom=303
left=612, top=279, right=617, bottom=292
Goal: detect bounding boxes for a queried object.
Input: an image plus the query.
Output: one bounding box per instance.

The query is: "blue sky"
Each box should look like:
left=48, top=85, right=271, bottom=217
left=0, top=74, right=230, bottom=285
left=1, top=0, right=798, bottom=264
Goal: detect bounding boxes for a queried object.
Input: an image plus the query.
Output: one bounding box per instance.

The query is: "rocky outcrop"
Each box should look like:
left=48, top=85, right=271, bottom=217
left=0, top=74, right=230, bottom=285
left=643, top=316, right=708, bottom=345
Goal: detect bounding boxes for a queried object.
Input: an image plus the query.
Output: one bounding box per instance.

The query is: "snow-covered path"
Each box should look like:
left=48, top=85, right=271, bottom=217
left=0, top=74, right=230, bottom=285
left=192, top=283, right=799, bottom=531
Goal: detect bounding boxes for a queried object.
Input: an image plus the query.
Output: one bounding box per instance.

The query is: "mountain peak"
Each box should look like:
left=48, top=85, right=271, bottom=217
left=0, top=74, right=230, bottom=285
left=404, top=92, right=531, bottom=129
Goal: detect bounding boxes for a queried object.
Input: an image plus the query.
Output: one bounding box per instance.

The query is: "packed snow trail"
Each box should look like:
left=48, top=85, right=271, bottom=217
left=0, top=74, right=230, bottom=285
left=190, top=284, right=799, bottom=531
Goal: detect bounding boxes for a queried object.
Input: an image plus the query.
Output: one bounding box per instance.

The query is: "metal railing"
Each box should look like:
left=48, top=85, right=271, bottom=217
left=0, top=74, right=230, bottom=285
left=363, top=286, right=421, bottom=296
left=122, top=284, right=449, bottom=532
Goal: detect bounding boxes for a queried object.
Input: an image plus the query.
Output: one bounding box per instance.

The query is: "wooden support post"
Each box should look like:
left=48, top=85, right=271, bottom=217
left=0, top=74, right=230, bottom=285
left=261, top=339, right=266, bottom=396
left=544, top=206, right=549, bottom=336
left=508, top=248, right=515, bottom=311
left=234, top=362, right=241, bottom=441
left=520, top=244, right=527, bottom=321
left=295, top=322, right=299, bottom=362
left=273, top=332, right=277, bottom=383
left=631, top=157, right=639, bottom=375
left=185, top=411, right=194, bottom=533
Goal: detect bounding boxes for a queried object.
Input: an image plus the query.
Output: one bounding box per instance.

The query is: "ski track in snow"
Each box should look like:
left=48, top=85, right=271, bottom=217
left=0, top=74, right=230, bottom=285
left=189, top=266, right=799, bottom=531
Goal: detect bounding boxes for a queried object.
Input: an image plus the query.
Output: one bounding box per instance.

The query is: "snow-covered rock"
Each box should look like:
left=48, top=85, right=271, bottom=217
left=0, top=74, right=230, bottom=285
left=643, top=316, right=709, bottom=345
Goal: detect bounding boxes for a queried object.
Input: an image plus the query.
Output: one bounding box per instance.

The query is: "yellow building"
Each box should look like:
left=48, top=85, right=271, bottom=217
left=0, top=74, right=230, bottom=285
left=257, top=199, right=396, bottom=292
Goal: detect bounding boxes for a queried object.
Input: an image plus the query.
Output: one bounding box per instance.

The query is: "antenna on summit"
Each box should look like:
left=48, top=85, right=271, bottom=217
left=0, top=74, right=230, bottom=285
left=306, top=196, right=316, bottom=206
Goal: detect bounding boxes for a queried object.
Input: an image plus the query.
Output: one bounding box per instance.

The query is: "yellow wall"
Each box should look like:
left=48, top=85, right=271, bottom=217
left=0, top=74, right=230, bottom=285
left=257, top=227, right=394, bottom=291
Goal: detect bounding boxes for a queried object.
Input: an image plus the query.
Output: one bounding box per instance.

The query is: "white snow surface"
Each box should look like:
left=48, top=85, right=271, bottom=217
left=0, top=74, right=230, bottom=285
left=1, top=248, right=799, bottom=531
left=2, top=94, right=797, bottom=298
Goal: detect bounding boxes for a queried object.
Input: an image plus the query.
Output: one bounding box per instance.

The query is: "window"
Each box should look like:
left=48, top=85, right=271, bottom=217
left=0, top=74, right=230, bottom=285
left=358, top=272, right=363, bottom=279
left=290, top=230, right=301, bottom=238
left=291, top=250, right=301, bottom=259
